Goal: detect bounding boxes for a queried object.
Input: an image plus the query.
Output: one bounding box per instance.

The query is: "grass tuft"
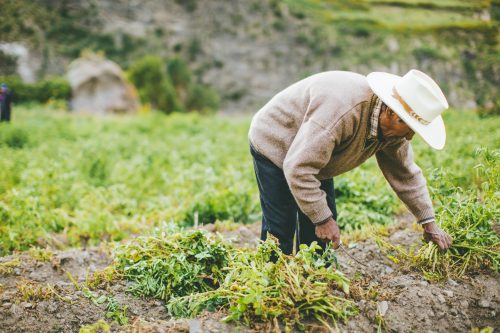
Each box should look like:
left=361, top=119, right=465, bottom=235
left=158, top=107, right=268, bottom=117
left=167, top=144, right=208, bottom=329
left=78, top=319, right=111, bottom=333
left=27, top=247, right=55, bottom=262
left=85, top=266, right=120, bottom=290
left=0, top=258, right=21, bottom=275
left=16, top=279, right=56, bottom=301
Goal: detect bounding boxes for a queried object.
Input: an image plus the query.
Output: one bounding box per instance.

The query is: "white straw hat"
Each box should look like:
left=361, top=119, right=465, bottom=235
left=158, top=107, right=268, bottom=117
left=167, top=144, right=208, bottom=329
left=367, top=69, right=449, bottom=150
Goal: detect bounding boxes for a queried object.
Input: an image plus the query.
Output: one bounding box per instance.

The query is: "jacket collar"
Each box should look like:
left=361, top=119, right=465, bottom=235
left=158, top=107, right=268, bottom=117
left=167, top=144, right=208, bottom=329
left=367, top=94, right=405, bottom=147
left=369, top=95, right=382, bottom=140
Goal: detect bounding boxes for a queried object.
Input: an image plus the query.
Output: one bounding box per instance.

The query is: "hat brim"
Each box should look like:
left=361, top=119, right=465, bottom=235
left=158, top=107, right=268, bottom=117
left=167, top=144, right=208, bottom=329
left=367, top=72, right=446, bottom=150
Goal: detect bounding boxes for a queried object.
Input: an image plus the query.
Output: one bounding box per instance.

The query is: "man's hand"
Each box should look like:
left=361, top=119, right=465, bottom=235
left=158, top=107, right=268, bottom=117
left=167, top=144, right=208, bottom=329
left=422, top=222, right=452, bottom=250
left=315, top=217, right=341, bottom=249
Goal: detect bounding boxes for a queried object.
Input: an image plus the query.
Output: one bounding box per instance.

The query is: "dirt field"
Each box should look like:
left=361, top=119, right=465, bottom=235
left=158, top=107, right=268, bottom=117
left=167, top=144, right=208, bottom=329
left=0, top=218, right=498, bottom=333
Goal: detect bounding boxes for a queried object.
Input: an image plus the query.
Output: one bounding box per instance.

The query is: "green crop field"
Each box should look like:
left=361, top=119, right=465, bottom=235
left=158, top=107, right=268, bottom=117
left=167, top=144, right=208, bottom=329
left=1, top=105, right=498, bottom=331
left=0, top=105, right=498, bottom=256
left=0, top=0, right=498, bottom=330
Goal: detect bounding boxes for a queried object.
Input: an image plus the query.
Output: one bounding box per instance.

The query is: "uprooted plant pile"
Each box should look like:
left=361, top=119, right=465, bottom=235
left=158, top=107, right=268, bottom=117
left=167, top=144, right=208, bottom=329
left=113, top=229, right=357, bottom=330
left=379, top=148, right=499, bottom=280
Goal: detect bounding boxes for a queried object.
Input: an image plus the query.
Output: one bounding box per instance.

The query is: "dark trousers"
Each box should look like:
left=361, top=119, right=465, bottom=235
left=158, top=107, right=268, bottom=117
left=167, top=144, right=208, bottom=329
left=250, top=145, right=337, bottom=255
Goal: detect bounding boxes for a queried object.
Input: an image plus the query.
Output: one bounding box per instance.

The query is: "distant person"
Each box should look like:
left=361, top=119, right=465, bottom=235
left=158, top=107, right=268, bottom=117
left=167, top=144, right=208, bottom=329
left=0, top=83, right=12, bottom=122
left=248, top=69, right=453, bottom=256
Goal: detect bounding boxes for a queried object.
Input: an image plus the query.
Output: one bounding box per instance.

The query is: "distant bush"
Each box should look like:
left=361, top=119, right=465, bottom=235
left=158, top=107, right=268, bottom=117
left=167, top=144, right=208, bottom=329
left=127, top=55, right=182, bottom=113
left=175, top=0, right=197, bottom=12
left=0, top=127, right=30, bottom=149
left=270, top=0, right=282, bottom=17
left=0, top=76, right=71, bottom=103
left=272, top=19, right=286, bottom=31
left=290, top=9, right=306, bottom=19
left=338, top=20, right=374, bottom=38
left=128, top=55, right=220, bottom=114
left=294, top=29, right=328, bottom=55
left=188, top=38, right=203, bottom=61
left=167, top=57, right=191, bottom=90
left=476, top=99, right=500, bottom=118
left=0, top=51, right=17, bottom=76
left=413, top=47, right=444, bottom=62
left=186, top=84, right=220, bottom=114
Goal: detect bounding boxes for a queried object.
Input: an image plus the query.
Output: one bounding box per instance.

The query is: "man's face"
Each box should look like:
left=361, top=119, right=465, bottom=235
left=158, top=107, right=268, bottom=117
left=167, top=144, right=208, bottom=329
left=379, top=103, right=415, bottom=140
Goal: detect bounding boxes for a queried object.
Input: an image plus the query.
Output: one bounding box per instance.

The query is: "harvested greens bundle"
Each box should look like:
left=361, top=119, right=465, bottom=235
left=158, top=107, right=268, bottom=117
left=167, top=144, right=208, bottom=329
left=114, top=230, right=229, bottom=300
left=380, top=148, right=499, bottom=280
left=114, top=230, right=357, bottom=330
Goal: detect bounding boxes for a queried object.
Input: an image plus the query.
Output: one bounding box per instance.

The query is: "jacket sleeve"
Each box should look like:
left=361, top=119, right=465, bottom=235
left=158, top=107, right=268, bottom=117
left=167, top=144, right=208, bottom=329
left=375, top=140, right=435, bottom=224
left=283, top=115, right=351, bottom=224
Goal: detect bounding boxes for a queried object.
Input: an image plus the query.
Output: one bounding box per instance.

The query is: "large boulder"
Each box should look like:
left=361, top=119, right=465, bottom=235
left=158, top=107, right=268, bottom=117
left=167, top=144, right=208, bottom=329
left=67, top=53, right=139, bottom=114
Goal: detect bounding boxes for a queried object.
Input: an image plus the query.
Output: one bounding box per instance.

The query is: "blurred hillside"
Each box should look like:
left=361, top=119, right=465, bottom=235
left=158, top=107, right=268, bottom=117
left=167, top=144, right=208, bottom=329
left=1, top=0, right=498, bottom=112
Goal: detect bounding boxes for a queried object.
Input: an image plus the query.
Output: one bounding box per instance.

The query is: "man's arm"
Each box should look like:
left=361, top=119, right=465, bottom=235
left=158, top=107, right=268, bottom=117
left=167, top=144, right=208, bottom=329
left=283, top=119, right=336, bottom=224
left=283, top=117, right=350, bottom=248
left=375, top=140, right=452, bottom=250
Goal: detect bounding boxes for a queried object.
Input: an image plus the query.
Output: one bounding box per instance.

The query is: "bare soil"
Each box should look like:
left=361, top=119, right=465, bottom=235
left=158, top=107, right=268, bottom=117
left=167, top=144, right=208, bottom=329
left=0, top=218, right=498, bottom=333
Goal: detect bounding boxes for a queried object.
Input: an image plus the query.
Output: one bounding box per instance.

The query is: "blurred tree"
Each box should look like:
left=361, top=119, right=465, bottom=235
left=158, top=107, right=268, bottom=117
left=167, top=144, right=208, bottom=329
left=128, top=55, right=220, bottom=114
left=167, top=57, right=191, bottom=89
left=187, top=83, right=220, bottom=113
left=128, top=55, right=181, bottom=113
left=167, top=57, right=191, bottom=105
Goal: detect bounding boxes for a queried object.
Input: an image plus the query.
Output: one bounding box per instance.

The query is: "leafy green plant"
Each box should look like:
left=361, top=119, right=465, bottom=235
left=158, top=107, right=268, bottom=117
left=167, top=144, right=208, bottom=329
left=167, top=237, right=357, bottom=330
left=81, top=289, right=128, bottom=325
left=114, top=230, right=229, bottom=301
left=378, top=148, right=499, bottom=280
left=114, top=229, right=356, bottom=330
left=167, top=237, right=357, bottom=329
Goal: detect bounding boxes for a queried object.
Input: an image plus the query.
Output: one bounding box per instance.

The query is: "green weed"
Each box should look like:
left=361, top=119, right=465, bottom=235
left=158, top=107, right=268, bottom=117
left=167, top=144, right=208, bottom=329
left=27, top=247, right=54, bottom=262
left=471, top=327, right=494, bottom=333
left=0, top=258, right=21, bottom=275
left=78, top=319, right=111, bottom=333
left=67, top=270, right=128, bottom=325
left=85, top=266, right=119, bottom=290
left=16, top=279, right=56, bottom=301
left=81, top=289, right=129, bottom=325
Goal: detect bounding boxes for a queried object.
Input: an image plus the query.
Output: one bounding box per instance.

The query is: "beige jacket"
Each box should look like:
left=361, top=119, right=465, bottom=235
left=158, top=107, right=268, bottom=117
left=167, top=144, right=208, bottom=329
left=248, top=71, right=435, bottom=225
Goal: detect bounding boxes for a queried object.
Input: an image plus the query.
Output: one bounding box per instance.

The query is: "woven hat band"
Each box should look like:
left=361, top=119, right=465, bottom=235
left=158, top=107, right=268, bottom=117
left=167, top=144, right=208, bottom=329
left=391, top=87, right=431, bottom=125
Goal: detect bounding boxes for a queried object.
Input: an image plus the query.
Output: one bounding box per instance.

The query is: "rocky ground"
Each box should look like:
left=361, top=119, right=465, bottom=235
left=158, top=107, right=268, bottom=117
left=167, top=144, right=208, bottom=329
left=0, top=218, right=498, bottom=333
